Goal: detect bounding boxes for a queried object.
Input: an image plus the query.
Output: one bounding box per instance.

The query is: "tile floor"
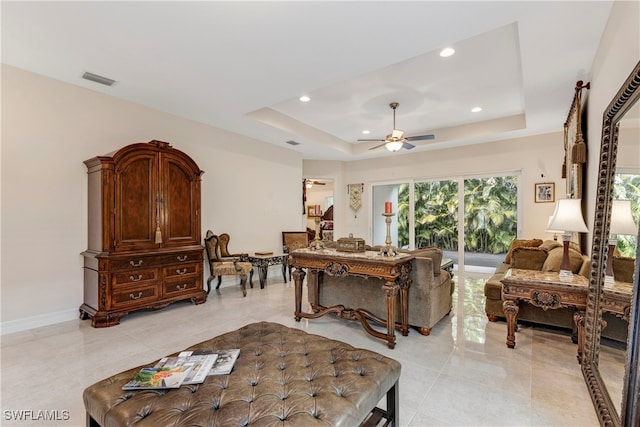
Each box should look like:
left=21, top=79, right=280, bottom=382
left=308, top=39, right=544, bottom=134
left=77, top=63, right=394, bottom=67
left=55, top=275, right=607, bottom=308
left=1, top=271, right=608, bottom=426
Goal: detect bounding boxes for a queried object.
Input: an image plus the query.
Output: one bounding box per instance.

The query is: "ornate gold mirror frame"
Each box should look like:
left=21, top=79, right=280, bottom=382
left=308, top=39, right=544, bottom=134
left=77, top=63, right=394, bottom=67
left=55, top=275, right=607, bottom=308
left=583, top=61, right=640, bottom=427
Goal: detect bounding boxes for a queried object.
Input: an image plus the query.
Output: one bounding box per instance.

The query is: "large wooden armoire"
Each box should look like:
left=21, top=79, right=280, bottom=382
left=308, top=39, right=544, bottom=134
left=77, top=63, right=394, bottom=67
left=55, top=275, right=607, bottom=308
left=80, top=140, right=206, bottom=327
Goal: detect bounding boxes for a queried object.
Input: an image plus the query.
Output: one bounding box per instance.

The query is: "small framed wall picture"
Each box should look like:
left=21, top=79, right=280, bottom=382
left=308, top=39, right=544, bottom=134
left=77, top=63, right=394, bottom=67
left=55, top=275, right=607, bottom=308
left=534, top=182, right=555, bottom=203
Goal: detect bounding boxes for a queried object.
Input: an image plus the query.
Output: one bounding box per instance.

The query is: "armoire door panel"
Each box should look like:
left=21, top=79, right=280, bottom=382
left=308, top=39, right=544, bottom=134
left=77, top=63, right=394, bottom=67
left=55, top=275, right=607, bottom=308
left=161, top=154, right=199, bottom=246
left=114, top=154, right=158, bottom=250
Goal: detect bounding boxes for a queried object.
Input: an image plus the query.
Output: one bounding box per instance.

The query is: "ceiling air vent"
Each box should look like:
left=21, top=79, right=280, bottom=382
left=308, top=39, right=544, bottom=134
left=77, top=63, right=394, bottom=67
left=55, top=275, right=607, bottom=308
left=82, top=71, right=116, bottom=87
left=285, top=140, right=301, bottom=146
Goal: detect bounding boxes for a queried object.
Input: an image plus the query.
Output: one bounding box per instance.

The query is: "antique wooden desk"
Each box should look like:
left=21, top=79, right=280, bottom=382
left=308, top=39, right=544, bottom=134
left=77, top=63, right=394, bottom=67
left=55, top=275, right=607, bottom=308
left=289, top=248, right=414, bottom=349
left=501, top=269, right=632, bottom=362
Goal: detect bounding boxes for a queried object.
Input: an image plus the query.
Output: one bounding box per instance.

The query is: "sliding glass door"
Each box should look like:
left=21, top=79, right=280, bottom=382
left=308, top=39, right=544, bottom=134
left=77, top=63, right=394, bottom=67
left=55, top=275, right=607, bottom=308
left=372, top=173, right=519, bottom=271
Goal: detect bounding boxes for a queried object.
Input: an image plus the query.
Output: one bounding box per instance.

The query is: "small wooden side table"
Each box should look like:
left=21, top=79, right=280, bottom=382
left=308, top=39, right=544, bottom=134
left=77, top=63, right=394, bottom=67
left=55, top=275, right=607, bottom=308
left=501, top=269, right=633, bottom=363
left=242, top=253, right=288, bottom=289
left=501, top=269, right=589, bottom=361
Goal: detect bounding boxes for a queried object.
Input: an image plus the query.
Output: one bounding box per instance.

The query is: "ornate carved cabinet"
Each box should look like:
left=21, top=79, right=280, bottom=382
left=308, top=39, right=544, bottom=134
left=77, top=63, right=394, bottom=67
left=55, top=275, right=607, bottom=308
left=80, top=140, right=206, bottom=327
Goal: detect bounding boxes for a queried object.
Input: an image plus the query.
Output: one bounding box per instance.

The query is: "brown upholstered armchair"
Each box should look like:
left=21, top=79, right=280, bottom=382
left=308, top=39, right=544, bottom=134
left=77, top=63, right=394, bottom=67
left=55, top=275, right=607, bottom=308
left=204, top=231, right=252, bottom=297
left=282, top=231, right=309, bottom=280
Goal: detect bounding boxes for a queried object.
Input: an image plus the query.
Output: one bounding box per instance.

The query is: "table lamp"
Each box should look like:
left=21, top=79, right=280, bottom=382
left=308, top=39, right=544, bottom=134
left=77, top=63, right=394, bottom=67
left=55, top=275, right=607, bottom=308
left=605, top=199, right=637, bottom=284
left=545, top=215, right=562, bottom=241
left=547, top=198, right=588, bottom=279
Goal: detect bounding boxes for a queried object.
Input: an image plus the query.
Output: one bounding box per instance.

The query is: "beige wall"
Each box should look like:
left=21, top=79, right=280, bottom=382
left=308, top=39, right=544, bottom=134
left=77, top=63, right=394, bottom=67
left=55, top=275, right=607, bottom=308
left=584, top=0, right=640, bottom=254
left=1, top=65, right=303, bottom=332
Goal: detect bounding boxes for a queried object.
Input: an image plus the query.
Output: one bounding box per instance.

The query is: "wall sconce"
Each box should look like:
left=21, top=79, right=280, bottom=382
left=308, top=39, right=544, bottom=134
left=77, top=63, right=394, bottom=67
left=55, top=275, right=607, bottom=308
left=547, top=198, right=588, bottom=279
left=605, top=199, right=638, bottom=284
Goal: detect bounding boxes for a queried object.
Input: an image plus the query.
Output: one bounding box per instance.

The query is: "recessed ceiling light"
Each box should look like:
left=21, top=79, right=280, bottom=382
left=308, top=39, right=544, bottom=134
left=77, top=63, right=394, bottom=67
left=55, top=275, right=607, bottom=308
left=471, top=107, right=482, bottom=113
left=440, top=47, right=455, bottom=58
left=362, top=130, right=370, bottom=135
left=299, top=95, right=310, bottom=102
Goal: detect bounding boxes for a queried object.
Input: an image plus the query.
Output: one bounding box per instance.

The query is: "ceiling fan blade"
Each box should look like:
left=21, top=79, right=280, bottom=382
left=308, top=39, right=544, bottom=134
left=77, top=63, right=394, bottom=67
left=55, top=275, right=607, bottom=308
left=402, top=142, right=415, bottom=150
left=406, top=134, right=435, bottom=141
left=368, top=142, right=388, bottom=150
left=358, top=138, right=385, bottom=142
left=313, top=181, right=326, bottom=185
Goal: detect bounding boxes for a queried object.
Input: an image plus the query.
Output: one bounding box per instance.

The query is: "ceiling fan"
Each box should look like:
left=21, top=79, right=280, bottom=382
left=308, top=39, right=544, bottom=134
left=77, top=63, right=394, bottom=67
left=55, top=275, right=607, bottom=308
left=359, top=102, right=435, bottom=152
left=305, top=179, right=326, bottom=188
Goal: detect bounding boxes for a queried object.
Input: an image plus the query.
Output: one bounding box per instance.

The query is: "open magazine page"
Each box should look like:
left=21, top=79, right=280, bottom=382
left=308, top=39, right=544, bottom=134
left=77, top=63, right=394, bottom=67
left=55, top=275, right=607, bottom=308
left=122, top=364, right=194, bottom=390
left=208, top=349, right=240, bottom=375
left=154, top=351, right=218, bottom=384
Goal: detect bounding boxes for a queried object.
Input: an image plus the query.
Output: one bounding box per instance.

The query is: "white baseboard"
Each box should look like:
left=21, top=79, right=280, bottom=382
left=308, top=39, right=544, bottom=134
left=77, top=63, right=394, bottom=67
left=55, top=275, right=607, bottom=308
left=1, top=308, right=78, bottom=335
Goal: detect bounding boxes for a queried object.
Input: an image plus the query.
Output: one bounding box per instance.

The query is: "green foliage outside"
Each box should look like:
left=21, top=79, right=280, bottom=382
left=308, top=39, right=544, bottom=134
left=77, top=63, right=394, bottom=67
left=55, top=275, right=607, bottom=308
left=397, top=176, right=518, bottom=254
left=614, top=173, right=640, bottom=258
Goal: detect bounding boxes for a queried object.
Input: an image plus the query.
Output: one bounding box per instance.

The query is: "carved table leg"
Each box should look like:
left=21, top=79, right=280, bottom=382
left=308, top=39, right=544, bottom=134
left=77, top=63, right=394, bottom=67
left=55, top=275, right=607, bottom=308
left=293, top=267, right=306, bottom=321
left=574, top=310, right=585, bottom=363
left=503, top=299, right=519, bottom=349
left=282, top=259, right=288, bottom=283
left=258, top=266, right=267, bottom=289
left=383, top=281, right=398, bottom=349
left=399, top=285, right=409, bottom=336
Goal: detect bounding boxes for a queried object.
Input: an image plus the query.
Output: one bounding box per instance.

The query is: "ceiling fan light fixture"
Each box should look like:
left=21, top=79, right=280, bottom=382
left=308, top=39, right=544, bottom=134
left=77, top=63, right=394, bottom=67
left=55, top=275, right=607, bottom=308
left=385, top=140, right=403, bottom=152
left=391, top=129, right=404, bottom=139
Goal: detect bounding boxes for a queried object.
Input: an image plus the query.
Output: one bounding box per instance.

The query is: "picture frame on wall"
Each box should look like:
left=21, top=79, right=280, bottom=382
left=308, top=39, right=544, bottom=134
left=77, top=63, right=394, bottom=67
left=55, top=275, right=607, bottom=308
left=307, top=205, right=320, bottom=218
left=535, top=182, right=555, bottom=203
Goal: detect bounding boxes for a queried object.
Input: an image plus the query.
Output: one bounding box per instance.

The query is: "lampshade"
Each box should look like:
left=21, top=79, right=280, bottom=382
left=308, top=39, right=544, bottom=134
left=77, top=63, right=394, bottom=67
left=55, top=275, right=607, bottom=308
left=385, top=140, right=403, bottom=152
left=548, top=199, right=588, bottom=233
left=610, top=199, right=637, bottom=236
left=545, top=215, right=562, bottom=234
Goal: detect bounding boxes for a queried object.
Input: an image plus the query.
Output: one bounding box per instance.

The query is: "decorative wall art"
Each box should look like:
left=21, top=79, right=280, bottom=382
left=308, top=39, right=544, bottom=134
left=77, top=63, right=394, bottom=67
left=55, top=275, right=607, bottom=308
left=534, top=182, right=555, bottom=203
left=347, top=183, right=364, bottom=216
left=563, top=81, right=589, bottom=199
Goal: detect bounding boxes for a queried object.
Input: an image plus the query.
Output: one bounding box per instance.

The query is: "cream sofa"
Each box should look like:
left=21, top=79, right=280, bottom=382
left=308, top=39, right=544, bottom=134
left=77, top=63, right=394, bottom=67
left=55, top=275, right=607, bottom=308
left=308, top=247, right=454, bottom=336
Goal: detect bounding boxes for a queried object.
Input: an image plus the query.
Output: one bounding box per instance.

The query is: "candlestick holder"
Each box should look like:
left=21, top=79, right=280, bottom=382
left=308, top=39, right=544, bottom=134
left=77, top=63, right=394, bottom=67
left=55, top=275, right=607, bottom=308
left=309, top=215, right=324, bottom=250
left=380, top=212, right=397, bottom=256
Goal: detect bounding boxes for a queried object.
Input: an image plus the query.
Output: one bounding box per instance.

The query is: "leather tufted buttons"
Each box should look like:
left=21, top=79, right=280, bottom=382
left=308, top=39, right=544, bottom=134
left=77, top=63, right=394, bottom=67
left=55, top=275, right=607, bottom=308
left=84, top=322, right=401, bottom=427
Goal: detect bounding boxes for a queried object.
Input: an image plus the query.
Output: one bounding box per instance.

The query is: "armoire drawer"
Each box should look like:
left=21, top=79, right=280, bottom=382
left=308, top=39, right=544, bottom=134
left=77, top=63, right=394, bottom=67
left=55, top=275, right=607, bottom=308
left=163, top=263, right=200, bottom=279
left=109, top=256, right=164, bottom=271
left=163, top=277, right=200, bottom=296
left=111, top=286, right=158, bottom=307
left=113, top=269, right=158, bottom=286
left=157, top=251, right=203, bottom=266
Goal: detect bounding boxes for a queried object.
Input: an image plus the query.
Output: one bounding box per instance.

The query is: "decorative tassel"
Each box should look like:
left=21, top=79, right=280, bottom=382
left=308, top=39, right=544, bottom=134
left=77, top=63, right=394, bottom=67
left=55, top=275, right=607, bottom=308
left=572, top=138, right=587, bottom=164
left=155, top=225, right=163, bottom=244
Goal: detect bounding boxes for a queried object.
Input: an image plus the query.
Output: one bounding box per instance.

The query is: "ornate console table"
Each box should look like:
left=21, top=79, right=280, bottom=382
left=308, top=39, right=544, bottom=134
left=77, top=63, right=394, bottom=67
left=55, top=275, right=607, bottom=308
left=289, top=248, right=414, bottom=349
left=501, top=269, right=632, bottom=362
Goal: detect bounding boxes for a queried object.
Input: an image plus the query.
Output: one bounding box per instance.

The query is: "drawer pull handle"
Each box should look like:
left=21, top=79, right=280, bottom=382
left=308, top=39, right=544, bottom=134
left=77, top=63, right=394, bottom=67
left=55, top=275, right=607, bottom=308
left=177, top=255, right=188, bottom=262
left=176, top=268, right=188, bottom=275
left=129, top=292, right=143, bottom=300
left=176, top=284, right=188, bottom=291
left=130, top=260, right=143, bottom=267
left=129, top=275, right=143, bottom=282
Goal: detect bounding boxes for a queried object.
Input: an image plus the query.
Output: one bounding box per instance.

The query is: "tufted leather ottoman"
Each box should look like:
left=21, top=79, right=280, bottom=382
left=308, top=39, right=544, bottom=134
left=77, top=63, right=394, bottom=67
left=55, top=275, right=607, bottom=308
left=83, top=322, right=401, bottom=426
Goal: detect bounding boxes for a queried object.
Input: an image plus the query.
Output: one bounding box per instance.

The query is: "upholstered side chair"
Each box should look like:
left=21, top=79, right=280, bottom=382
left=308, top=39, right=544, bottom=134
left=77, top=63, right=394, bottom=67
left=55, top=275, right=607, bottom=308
left=204, top=230, right=252, bottom=297
left=282, top=231, right=309, bottom=280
